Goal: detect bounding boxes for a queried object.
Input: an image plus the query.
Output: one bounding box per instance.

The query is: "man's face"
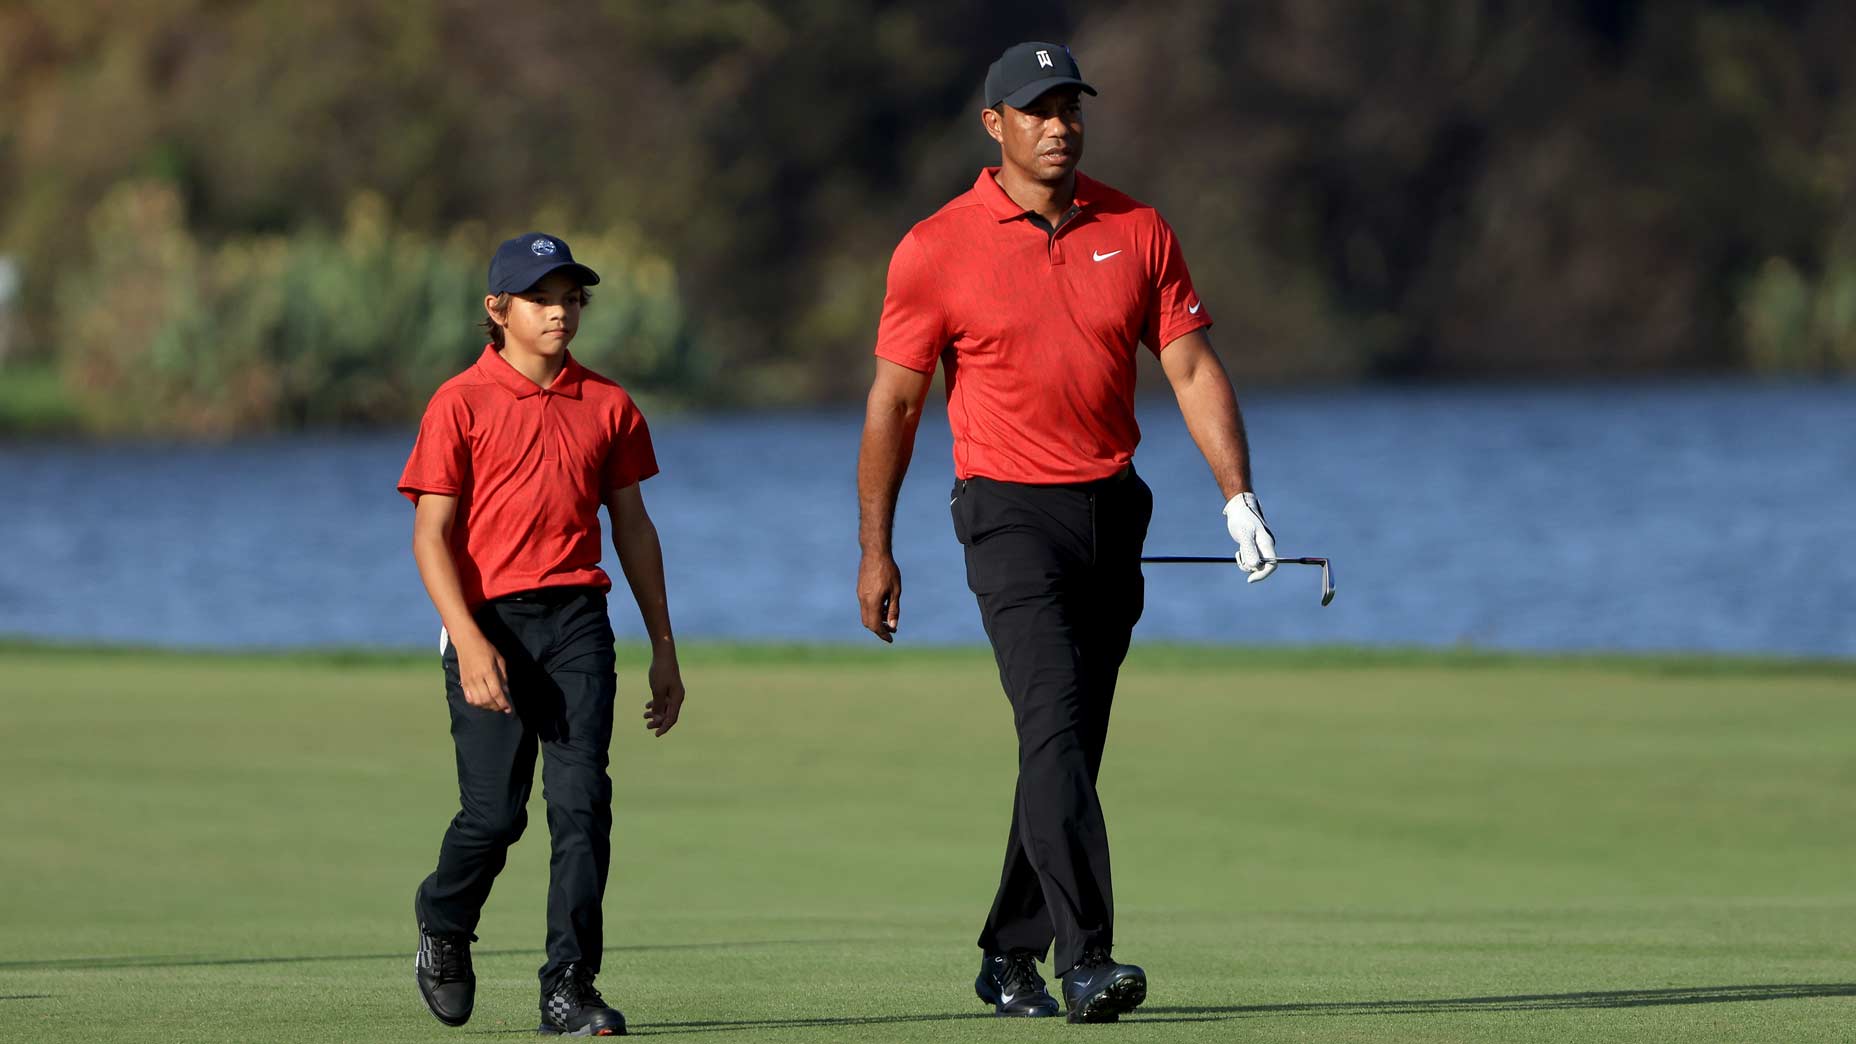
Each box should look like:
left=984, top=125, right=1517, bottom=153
left=985, top=86, right=1085, bottom=184
left=492, top=270, right=584, bottom=356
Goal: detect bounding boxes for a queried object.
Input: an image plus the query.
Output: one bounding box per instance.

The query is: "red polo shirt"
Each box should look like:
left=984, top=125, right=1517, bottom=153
left=398, top=346, right=659, bottom=607
left=874, top=168, right=1212, bottom=484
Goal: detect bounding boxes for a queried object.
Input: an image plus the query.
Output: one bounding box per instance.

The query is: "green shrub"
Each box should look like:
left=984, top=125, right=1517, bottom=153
left=1740, top=239, right=1856, bottom=376
left=53, top=183, right=694, bottom=435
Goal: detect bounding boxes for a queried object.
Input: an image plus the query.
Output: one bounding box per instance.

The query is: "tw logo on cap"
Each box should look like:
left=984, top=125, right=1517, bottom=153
left=1036, top=49, right=1053, bottom=69
left=530, top=237, right=558, bottom=256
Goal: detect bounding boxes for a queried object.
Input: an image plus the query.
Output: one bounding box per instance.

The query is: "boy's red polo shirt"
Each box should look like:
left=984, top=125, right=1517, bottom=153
left=874, top=168, right=1212, bottom=485
left=398, top=346, right=658, bottom=607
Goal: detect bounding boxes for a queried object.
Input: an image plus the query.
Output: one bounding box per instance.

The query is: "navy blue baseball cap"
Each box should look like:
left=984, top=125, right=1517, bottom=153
left=487, top=232, right=601, bottom=294
left=984, top=42, right=1097, bottom=110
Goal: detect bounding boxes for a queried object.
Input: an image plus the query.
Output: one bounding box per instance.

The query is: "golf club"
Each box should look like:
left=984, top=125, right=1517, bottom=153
left=1141, top=555, right=1336, bottom=606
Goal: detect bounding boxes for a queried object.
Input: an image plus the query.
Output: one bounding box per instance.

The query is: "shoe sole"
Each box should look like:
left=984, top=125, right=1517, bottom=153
left=992, top=1004, right=1060, bottom=1018
left=1067, top=972, right=1146, bottom=1024
left=536, top=1024, right=624, bottom=1037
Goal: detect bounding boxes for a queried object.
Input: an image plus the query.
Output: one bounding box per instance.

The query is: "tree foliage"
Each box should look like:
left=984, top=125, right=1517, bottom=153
left=1, top=0, right=1851, bottom=431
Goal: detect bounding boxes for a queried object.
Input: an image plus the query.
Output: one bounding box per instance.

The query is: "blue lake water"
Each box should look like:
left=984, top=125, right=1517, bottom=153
left=0, top=382, right=1851, bottom=657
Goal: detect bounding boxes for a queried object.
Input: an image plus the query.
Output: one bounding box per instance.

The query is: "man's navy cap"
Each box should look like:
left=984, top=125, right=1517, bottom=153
left=487, top=233, right=601, bottom=295
left=984, top=42, right=1097, bottom=110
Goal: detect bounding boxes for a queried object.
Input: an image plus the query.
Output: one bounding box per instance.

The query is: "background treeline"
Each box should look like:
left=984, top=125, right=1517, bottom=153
left=2, top=0, right=1853, bottom=434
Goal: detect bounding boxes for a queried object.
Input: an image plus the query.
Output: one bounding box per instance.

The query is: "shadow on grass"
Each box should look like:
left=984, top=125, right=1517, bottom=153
left=468, top=1012, right=995, bottom=1037
left=460, top=984, right=1856, bottom=1036
left=0, top=939, right=864, bottom=973
left=0, top=995, right=53, bottom=1001
left=1138, top=983, right=1856, bottom=1022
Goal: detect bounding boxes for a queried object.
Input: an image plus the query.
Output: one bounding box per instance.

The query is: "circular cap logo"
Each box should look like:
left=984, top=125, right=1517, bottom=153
left=530, top=238, right=557, bottom=256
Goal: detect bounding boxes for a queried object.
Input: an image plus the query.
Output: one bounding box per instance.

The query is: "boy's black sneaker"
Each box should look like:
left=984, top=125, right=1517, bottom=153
left=974, top=950, right=1060, bottom=1017
left=538, top=964, right=627, bottom=1037
left=1060, top=946, right=1146, bottom=1023
left=414, top=920, right=476, bottom=1027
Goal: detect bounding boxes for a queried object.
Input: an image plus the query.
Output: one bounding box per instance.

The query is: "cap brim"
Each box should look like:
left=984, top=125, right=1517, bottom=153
left=999, top=78, right=1097, bottom=110
left=495, top=260, right=601, bottom=294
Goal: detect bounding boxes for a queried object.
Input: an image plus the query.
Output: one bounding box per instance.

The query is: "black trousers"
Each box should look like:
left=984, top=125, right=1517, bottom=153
left=414, top=587, right=617, bottom=986
left=952, top=468, right=1152, bottom=976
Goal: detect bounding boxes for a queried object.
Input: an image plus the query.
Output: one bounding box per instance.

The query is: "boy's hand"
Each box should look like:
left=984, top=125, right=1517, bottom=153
left=455, top=633, right=512, bottom=714
left=643, top=651, right=685, bottom=736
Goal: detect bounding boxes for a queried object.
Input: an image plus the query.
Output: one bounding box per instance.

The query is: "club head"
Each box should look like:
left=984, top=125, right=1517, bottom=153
left=1260, top=556, right=1335, bottom=606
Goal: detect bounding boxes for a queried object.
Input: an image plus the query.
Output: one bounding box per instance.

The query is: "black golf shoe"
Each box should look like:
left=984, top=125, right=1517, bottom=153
left=975, top=950, right=1060, bottom=1017
left=1060, top=946, right=1146, bottom=1023
left=538, top=964, right=627, bottom=1037
left=414, top=918, right=476, bottom=1027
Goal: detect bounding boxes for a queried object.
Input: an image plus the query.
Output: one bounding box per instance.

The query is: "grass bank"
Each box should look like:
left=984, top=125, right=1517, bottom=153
left=2, top=643, right=1852, bottom=1042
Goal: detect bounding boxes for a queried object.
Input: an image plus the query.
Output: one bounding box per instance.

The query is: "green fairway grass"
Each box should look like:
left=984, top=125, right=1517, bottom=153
left=2, top=643, right=1853, bottom=1042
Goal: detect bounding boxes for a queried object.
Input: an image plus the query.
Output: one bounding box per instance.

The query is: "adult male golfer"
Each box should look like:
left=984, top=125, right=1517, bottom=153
left=856, top=42, right=1280, bottom=1023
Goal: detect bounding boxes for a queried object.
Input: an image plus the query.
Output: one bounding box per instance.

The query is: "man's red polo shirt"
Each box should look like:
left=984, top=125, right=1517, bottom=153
left=874, top=168, right=1213, bottom=484
left=398, top=346, right=658, bottom=607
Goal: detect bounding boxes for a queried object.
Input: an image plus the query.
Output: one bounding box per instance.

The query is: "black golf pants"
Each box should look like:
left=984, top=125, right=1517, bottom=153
left=953, top=469, right=1152, bottom=976
left=414, top=586, right=617, bottom=986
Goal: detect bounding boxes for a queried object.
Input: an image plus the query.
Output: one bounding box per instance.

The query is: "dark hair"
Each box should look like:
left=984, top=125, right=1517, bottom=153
left=480, top=286, right=592, bottom=346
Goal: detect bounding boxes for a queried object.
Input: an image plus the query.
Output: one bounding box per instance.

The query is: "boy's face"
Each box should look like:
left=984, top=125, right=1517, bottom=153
left=490, top=270, right=585, bottom=357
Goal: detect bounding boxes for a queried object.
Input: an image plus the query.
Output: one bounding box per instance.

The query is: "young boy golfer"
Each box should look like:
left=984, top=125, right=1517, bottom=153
left=399, top=232, right=685, bottom=1037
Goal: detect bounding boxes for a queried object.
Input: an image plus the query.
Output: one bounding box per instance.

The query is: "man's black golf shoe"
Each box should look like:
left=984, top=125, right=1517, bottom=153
left=975, top=950, right=1060, bottom=1017
left=538, top=964, right=627, bottom=1037
left=414, top=916, right=476, bottom=1027
left=1060, top=946, right=1146, bottom=1023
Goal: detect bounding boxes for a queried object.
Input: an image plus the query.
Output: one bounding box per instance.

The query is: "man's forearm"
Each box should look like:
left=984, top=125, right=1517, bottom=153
left=614, top=521, right=676, bottom=650
left=1174, top=360, right=1254, bottom=500
left=857, top=396, right=920, bottom=555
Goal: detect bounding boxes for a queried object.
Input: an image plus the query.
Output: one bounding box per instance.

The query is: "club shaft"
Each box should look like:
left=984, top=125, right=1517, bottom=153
left=1141, top=556, right=1325, bottom=565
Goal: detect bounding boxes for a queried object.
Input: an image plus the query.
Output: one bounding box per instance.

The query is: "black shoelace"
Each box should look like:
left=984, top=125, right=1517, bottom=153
left=431, top=934, right=473, bottom=982
left=1076, top=944, right=1114, bottom=970
left=1001, top=952, right=1046, bottom=995
left=558, top=964, right=607, bottom=1009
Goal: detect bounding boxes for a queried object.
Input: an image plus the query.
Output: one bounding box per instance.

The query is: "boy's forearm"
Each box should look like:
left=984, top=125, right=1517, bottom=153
left=412, top=532, right=487, bottom=646
left=613, top=519, right=676, bottom=653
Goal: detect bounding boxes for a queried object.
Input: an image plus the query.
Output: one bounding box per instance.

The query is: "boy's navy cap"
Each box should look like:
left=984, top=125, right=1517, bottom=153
left=984, top=42, right=1096, bottom=110
left=487, top=233, right=601, bottom=294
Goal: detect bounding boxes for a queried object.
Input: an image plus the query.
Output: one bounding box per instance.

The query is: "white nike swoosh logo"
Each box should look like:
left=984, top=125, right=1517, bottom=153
left=1000, top=991, right=1017, bottom=1004
left=1092, top=250, right=1121, bottom=262
left=1188, top=300, right=1202, bottom=314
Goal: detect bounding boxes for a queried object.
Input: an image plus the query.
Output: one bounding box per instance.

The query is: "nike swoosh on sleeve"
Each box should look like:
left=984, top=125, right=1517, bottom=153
left=1188, top=300, right=1202, bottom=314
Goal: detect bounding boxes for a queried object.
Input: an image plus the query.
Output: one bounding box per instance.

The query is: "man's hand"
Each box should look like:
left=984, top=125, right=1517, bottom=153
left=454, top=631, right=513, bottom=713
left=857, top=550, right=902, bottom=642
left=1223, top=492, right=1278, bottom=583
left=642, top=650, right=685, bottom=736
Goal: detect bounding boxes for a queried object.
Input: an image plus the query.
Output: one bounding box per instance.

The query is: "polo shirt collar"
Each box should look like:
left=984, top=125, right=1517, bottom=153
left=475, top=345, right=586, bottom=399
left=974, top=166, right=1098, bottom=222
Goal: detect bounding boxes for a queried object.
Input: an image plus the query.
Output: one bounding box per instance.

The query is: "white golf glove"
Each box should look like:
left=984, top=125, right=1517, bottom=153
left=1222, top=492, right=1278, bottom=583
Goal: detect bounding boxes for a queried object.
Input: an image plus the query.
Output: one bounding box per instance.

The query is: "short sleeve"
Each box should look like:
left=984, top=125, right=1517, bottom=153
left=872, top=231, right=949, bottom=373
left=398, top=391, right=471, bottom=503
left=604, top=400, right=660, bottom=491
left=1143, top=215, right=1213, bottom=354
